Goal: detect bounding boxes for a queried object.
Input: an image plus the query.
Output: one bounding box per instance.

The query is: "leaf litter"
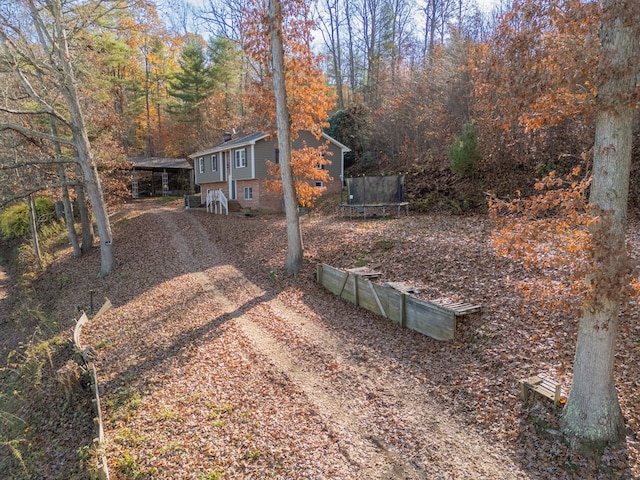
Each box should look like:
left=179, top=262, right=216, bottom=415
left=34, top=198, right=640, bottom=479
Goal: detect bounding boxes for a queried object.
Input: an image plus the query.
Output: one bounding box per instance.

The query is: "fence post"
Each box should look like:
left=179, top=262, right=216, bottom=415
left=354, top=275, right=359, bottom=306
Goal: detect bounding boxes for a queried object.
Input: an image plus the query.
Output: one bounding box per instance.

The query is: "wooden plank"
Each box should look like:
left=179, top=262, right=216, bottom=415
left=346, top=266, right=382, bottom=278
left=385, top=287, right=404, bottom=326
left=73, top=312, right=89, bottom=349
left=385, top=281, right=420, bottom=294
left=355, top=276, right=380, bottom=314
left=520, top=375, right=566, bottom=407
left=430, top=298, right=482, bottom=316
left=320, top=264, right=349, bottom=296
left=93, top=298, right=112, bottom=321
left=369, top=279, right=387, bottom=318
left=453, top=305, right=482, bottom=315
left=405, top=296, right=456, bottom=341
left=340, top=273, right=358, bottom=305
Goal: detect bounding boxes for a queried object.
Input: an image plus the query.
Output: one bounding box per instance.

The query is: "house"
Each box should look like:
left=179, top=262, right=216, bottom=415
left=189, top=131, right=350, bottom=212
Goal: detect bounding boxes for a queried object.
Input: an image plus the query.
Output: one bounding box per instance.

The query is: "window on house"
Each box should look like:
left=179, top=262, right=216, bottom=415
left=275, top=148, right=280, bottom=164
left=244, top=187, right=253, bottom=200
left=235, top=149, right=247, bottom=168
left=315, top=162, right=325, bottom=170
left=211, top=154, right=217, bottom=171
left=198, top=157, right=204, bottom=174
left=315, top=181, right=324, bottom=187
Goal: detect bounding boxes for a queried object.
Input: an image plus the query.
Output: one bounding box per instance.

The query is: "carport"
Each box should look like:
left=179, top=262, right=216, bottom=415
left=129, top=156, right=194, bottom=197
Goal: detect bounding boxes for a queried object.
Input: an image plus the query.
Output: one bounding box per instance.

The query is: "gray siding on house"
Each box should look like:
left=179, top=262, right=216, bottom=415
left=253, top=138, right=278, bottom=178
left=230, top=147, right=253, bottom=181
left=294, top=131, right=343, bottom=183
left=195, top=153, right=223, bottom=184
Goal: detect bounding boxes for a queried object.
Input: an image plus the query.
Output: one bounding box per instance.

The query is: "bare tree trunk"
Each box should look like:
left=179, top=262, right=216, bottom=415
left=26, top=193, right=42, bottom=269
left=51, top=118, right=80, bottom=257
left=268, top=0, right=303, bottom=276
left=43, top=0, right=115, bottom=276
left=57, top=164, right=81, bottom=257
left=323, top=0, right=344, bottom=109
left=144, top=46, right=153, bottom=157
left=344, top=0, right=357, bottom=94
left=75, top=166, right=94, bottom=254
left=74, top=129, right=115, bottom=277
left=559, top=0, right=636, bottom=450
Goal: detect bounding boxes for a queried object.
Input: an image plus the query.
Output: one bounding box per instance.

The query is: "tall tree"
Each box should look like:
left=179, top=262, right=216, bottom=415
left=167, top=36, right=216, bottom=122
left=316, top=0, right=345, bottom=108
left=0, top=0, right=115, bottom=276
left=268, top=0, right=303, bottom=275
left=242, top=0, right=335, bottom=275
left=483, top=0, right=639, bottom=449
left=559, top=0, right=638, bottom=449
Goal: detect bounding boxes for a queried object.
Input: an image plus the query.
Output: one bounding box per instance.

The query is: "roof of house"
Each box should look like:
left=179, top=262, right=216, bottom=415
left=189, top=133, right=268, bottom=159
left=189, top=131, right=351, bottom=159
left=129, top=156, right=192, bottom=170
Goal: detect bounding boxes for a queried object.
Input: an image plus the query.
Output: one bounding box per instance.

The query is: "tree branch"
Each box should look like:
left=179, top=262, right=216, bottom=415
left=0, top=122, right=75, bottom=146
left=0, top=157, right=78, bottom=170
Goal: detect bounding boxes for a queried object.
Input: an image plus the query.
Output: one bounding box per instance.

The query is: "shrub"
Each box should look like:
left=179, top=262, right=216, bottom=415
left=0, top=197, right=57, bottom=240
left=449, top=122, right=481, bottom=177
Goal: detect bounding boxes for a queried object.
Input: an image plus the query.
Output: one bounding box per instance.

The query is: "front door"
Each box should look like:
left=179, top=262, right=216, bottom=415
left=226, top=154, right=236, bottom=200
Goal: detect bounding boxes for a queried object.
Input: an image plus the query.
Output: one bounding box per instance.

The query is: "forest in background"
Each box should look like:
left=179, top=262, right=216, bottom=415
left=3, top=0, right=634, bottom=214
left=0, top=1, right=639, bottom=475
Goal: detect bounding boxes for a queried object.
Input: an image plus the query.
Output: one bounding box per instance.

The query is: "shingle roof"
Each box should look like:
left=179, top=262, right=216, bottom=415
left=189, top=131, right=351, bottom=159
left=129, top=156, right=192, bottom=170
left=189, top=133, right=268, bottom=158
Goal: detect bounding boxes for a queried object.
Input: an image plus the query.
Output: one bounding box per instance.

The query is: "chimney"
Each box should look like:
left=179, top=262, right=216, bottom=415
left=223, top=132, right=232, bottom=142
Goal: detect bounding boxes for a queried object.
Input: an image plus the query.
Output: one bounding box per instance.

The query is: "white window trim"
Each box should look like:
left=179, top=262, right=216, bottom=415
left=235, top=148, right=247, bottom=168
left=211, top=154, right=217, bottom=172
left=244, top=187, right=253, bottom=200
left=198, top=157, right=204, bottom=174
left=315, top=181, right=324, bottom=187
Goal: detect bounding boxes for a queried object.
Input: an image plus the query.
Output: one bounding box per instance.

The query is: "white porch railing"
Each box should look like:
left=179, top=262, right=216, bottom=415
left=206, top=188, right=229, bottom=215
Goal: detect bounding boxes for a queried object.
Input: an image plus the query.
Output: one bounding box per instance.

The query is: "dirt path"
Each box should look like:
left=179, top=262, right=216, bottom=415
left=85, top=204, right=530, bottom=479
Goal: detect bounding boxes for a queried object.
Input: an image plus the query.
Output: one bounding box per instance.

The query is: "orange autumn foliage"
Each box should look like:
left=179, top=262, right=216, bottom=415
left=240, top=0, right=336, bottom=207
left=265, top=143, right=333, bottom=208
left=489, top=166, right=592, bottom=316
left=490, top=164, right=640, bottom=317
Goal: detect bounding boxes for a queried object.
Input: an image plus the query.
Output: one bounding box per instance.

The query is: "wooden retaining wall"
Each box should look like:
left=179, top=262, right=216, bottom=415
left=73, top=299, right=112, bottom=480
left=317, top=264, right=478, bottom=341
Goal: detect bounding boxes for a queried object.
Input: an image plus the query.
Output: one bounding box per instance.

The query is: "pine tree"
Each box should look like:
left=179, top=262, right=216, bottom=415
left=167, top=36, right=216, bottom=122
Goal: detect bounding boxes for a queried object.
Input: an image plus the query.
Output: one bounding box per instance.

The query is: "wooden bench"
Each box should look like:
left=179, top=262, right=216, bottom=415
left=520, top=375, right=567, bottom=407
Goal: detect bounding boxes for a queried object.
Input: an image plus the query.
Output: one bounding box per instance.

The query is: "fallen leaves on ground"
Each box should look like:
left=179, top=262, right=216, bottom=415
left=31, top=198, right=640, bottom=478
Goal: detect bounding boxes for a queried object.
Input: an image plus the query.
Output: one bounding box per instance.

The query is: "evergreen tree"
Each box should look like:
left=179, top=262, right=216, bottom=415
left=167, top=36, right=216, bottom=121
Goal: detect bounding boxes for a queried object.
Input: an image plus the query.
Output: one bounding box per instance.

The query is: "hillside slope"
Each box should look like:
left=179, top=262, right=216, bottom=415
left=8, top=198, right=640, bottom=478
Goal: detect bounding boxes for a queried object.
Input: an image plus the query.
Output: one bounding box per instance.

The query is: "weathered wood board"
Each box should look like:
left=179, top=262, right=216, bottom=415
left=405, top=296, right=456, bottom=341
left=355, top=277, right=388, bottom=318
left=520, top=375, right=567, bottom=407
left=317, top=263, right=479, bottom=341
left=385, top=286, right=405, bottom=326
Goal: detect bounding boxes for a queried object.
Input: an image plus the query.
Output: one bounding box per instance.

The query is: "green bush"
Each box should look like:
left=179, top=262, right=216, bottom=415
left=0, top=203, right=29, bottom=239
left=34, top=197, right=56, bottom=225
left=449, top=122, right=481, bottom=177
left=0, top=197, right=57, bottom=240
